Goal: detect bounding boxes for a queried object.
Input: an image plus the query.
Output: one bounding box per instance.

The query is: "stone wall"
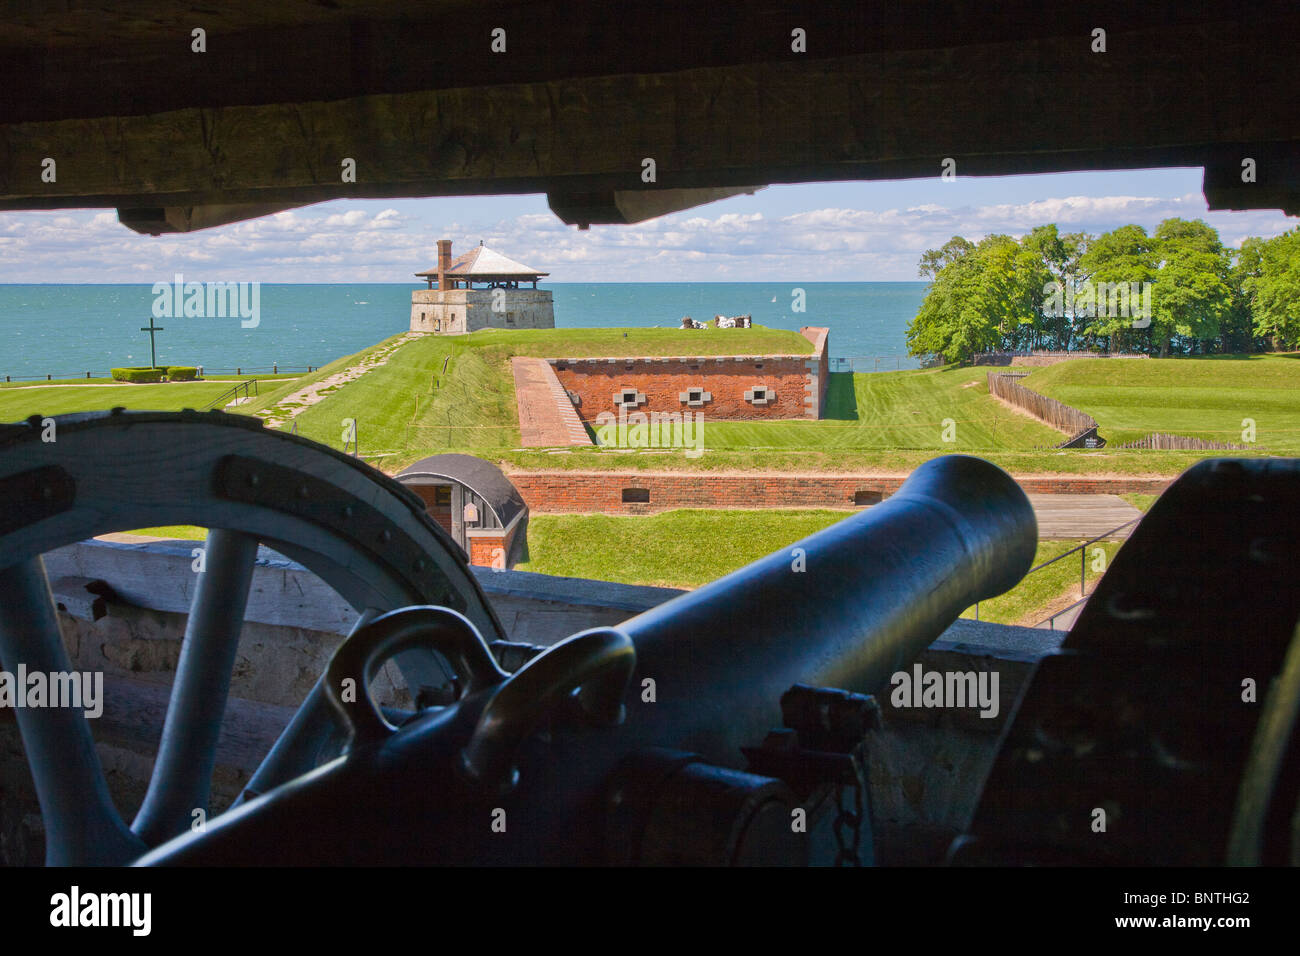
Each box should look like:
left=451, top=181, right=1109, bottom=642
left=0, top=540, right=679, bottom=865
left=804, top=326, right=829, bottom=415
left=0, top=537, right=1064, bottom=866
left=410, top=288, right=554, bottom=334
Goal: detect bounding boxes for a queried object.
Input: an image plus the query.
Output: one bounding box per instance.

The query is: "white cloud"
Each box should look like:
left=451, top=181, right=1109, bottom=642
left=0, top=187, right=1293, bottom=282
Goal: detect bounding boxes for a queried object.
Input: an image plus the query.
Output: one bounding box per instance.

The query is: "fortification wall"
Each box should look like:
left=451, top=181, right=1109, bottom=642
left=507, top=470, right=1173, bottom=514
left=410, top=288, right=554, bottom=333
left=549, top=326, right=829, bottom=423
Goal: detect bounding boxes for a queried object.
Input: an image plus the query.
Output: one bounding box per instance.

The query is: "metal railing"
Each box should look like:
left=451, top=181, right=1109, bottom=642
left=3, top=371, right=109, bottom=382
left=197, top=365, right=315, bottom=375
left=3, top=364, right=314, bottom=382
left=971, top=515, right=1142, bottom=627
left=202, top=379, right=258, bottom=411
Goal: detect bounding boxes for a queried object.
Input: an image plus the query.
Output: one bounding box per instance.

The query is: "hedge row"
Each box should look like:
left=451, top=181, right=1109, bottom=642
left=110, top=365, right=200, bottom=383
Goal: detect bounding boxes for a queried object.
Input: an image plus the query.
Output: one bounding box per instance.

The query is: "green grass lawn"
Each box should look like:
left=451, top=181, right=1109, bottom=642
left=247, top=331, right=1072, bottom=469
left=126, top=525, right=208, bottom=540
left=959, top=538, right=1123, bottom=627
left=0, top=380, right=253, bottom=419
left=462, top=325, right=813, bottom=358
left=243, top=325, right=816, bottom=470
left=699, top=366, right=1063, bottom=450
left=517, top=509, right=1127, bottom=625
left=1119, top=492, right=1160, bottom=512
left=247, top=333, right=516, bottom=468
left=515, top=509, right=846, bottom=587
left=1025, top=355, right=1300, bottom=453
left=7, top=336, right=1292, bottom=480
left=0, top=372, right=303, bottom=421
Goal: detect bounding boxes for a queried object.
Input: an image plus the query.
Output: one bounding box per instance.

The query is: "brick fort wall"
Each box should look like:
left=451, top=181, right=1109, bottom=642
left=507, top=471, right=1174, bottom=515
left=550, top=326, right=829, bottom=422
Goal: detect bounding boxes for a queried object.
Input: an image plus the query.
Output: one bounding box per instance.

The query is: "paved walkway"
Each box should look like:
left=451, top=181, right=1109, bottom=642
left=511, top=357, right=591, bottom=447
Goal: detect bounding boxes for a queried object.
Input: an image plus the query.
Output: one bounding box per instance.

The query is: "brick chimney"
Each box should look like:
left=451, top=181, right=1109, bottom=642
left=436, top=239, right=452, bottom=291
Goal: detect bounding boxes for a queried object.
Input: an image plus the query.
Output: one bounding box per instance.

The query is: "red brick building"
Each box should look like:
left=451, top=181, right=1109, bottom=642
left=548, top=326, right=830, bottom=427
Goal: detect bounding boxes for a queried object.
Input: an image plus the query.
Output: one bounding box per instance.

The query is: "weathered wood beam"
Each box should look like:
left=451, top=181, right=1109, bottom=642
left=117, top=203, right=313, bottom=235
left=548, top=186, right=765, bottom=228
left=0, top=2, right=1265, bottom=124
left=1, top=15, right=1298, bottom=217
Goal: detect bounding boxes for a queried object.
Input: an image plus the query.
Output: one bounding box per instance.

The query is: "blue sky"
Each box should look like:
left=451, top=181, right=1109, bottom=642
left=1, top=168, right=1295, bottom=284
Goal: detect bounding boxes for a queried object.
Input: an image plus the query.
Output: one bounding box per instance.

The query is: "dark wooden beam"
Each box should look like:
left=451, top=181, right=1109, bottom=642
left=0, top=4, right=1297, bottom=222
left=0, top=2, right=1263, bottom=124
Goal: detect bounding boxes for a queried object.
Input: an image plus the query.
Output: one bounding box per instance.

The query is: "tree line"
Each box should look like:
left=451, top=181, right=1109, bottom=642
left=905, top=219, right=1300, bottom=362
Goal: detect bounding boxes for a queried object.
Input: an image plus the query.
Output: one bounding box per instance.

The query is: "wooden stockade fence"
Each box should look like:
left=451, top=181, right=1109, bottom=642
left=973, top=350, right=1149, bottom=366
left=987, top=371, right=1098, bottom=437
left=1118, top=433, right=1256, bottom=451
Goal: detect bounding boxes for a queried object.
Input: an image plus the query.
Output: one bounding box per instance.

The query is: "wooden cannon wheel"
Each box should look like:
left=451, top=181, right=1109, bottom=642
left=0, top=408, right=506, bottom=865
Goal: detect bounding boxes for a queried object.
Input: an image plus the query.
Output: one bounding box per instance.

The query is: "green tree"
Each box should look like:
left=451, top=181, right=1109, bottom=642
left=1077, top=224, right=1158, bottom=352
left=1021, top=225, right=1088, bottom=349
left=907, top=237, right=982, bottom=363
left=1223, top=236, right=1266, bottom=353
left=907, top=235, right=1039, bottom=363
left=1148, top=218, right=1233, bottom=356
left=1243, top=228, right=1300, bottom=349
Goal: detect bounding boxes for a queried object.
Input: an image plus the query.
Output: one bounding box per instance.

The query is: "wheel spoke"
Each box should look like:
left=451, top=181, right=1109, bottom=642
left=0, top=558, right=142, bottom=864
left=132, top=529, right=259, bottom=846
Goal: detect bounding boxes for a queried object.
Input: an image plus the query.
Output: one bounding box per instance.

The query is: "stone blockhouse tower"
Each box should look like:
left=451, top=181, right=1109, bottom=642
left=410, top=239, right=554, bottom=334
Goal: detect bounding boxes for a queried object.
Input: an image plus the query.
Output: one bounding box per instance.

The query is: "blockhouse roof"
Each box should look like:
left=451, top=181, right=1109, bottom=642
left=415, top=243, right=548, bottom=280
left=396, top=453, right=527, bottom=528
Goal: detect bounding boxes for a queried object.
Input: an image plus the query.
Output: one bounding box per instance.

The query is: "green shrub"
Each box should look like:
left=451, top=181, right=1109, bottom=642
left=165, top=366, right=199, bottom=381
left=110, top=367, right=165, bottom=383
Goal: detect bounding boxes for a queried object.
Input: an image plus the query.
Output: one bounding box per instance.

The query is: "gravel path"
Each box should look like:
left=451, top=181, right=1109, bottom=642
left=259, top=334, right=417, bottom=428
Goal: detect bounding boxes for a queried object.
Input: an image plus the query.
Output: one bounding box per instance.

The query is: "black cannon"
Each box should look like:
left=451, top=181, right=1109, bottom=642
left=133, top=450, right=1034, bottom=866
left=2, top=412, right=1297, bottom=867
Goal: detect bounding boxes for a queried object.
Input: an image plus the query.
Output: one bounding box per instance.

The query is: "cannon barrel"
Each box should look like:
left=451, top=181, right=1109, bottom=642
left=141, top=455, right=1036, bottom=865
left=618, top=453, right=1037, bottom=767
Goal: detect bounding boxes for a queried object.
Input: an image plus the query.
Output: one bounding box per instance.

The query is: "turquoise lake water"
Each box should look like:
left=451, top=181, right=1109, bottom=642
left=0, top=282, right=926, bottom=380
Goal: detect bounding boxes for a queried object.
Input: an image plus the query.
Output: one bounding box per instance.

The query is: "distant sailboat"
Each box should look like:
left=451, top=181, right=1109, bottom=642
left=770, top=296, right=777, bottom=302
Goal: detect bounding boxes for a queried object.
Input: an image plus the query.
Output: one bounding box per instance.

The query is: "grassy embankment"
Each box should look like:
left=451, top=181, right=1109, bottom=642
left=238, top=325, right=815, bottom=471
left=1024, top=354, right=1300, bottom=455
left=231, top=333, right=1298, bottom=476
left=7, top=330, right=1292, bottom=477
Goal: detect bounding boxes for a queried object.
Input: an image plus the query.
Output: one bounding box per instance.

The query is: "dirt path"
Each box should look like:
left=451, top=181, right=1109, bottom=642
left=1016, top=584, right=1088, bottom=630
left=260, top=334, right=417, bottom=428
